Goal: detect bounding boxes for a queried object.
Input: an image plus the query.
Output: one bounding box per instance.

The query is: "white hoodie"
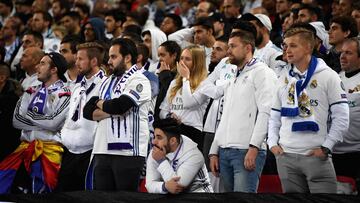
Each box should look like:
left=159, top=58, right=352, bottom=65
left=209, top=59, right=278, bottom=154
left=143, top=29, right=167, bottom=73
left=146, top=135, right=213, bottom=193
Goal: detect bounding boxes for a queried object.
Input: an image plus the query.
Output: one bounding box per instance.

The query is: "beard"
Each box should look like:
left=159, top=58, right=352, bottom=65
left=111, top=59, right=127, bottom=77
left=153, top=143, right=171, bottom=154
left=229, top=56, right=244, bottom=67
left=255, top=34, right=263, bottom=47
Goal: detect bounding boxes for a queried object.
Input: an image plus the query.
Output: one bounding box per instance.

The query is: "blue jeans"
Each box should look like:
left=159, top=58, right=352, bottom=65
left=219, top=148, right=266, bottom=192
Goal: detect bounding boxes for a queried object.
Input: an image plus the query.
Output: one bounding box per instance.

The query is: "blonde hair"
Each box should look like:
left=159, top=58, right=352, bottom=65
left=284, top=27, right=316, bottom=51
left=169, top=45, right=208, bottom=102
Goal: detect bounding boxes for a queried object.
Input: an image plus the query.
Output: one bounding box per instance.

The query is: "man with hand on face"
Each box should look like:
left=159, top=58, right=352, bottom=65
left=146, top=118, right=213, bottom=194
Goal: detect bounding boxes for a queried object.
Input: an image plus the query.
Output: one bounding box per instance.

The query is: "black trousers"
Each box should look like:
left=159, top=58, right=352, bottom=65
left=202, top=132, right=215, bottom=171
left=93, top=154, right=145, bottom=191
left=56, top=148, right=92, bottom=192
left=332, top=152, right=360, bottom=194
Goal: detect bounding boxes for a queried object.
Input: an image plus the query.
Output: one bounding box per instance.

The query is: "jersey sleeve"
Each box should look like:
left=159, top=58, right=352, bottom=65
left=25, top=88, right=71, bottom=131
left=122, top=75, right=152, bottom=106
left=327, top=71, right=348, bottom=105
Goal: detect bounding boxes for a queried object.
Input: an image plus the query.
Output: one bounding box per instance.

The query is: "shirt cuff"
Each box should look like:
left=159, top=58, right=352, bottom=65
left=162, top=182, right=168, bottom=193
left=322, top=138, right=337, bottom=152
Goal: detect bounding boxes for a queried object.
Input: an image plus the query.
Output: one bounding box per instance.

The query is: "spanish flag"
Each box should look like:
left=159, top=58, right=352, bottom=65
left=0, top=140, right=63, bottom=194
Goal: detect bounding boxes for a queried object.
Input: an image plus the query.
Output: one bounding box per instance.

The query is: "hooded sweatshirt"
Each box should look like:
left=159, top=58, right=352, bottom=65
left=268, top=58, right=349, bottom=154
left=82, top=17, right=106, bottom=42
left=142, top=29, right=167, bottom=73
left=146, top=135, right=213, bottom=193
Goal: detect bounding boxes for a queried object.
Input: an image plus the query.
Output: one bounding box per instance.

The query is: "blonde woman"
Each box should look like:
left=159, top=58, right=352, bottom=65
left=159, top=45, right=209, bottom=151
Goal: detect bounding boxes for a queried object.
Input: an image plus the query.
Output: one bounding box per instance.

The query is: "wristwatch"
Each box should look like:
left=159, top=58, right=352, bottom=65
left=321, top=146, right=331, bottom=156
left=182, top=77, right=189, bottom=82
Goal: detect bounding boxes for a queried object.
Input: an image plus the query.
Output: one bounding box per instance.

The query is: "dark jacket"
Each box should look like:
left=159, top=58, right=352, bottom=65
left=154, top=70, right=176, bottom=121
left=0, top=79, right=22, bottom=161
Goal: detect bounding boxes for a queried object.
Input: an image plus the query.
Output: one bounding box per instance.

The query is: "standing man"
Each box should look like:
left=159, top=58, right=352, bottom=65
left=59, top=35, right=81, bottom=90
left=31, top=11, right=60, bottom=52
left=83, top=38, right=151, bottom=191
left=146, top=118, right=213, bottom=194
left=240, top=13, right=283, bottom=73
left=268, top=27, right=349, bottom=193
left=0, top=52, right=70, bottom=194
left=209, top=31, right=278, bottom=193
left=334, top=37, right=360, bottom=193
left=19, top=47, right=44, bottom=90
left=57, top=42, right=106, bottom=192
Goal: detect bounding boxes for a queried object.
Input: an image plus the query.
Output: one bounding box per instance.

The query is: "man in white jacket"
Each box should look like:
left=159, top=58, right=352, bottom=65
left=146, top=118, right=213, bottom=194
left=208, top=31, right=278, bottom=193
left=57, top=42, right=106, bottom=191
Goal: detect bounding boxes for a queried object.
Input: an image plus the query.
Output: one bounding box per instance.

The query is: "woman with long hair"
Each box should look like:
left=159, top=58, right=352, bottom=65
left=154, top=41, right=181, bottom=121
left=159, top=45, right=209, bottom=150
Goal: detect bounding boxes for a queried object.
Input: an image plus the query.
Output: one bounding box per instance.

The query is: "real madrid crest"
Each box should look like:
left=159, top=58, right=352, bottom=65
left=136, top=84, right=143, bottom=92
left=298, top=92, right=312, bottom=118
left=50, top=95, right=56, bottom=103
left=310, top=80, right=317, bottom=88
left=287, top=83, right=295, bottom=105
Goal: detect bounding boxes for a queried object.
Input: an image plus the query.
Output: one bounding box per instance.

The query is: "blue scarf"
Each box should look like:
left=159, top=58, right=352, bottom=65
left=28, top=80, right=64, bottom=115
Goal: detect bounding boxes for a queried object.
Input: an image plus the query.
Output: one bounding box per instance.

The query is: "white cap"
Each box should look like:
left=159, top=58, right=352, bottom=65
left=310, top=21, right=331, bottom=51
left=254, top=14, right=272, bottom=32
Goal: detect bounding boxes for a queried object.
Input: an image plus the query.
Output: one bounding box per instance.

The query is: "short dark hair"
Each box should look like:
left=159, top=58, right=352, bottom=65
left=35, top=11, right=53, bottom=26
left=111, top=38, right=138, bottom=65
left=62, top=11, right=81, bottom=21
left=122, top=32, right=143, bottom=44
left=229, top=31, right=256, bottom=53
left=165, top=14, right=183, bottom=30
left=153, top=118, right=181, bottom=143
left=61, top=35, right=82, bottom=54
left=232, top=20, right=257, bottom=40
left=136, top=43, right=149, bottom=66
left=159, top=41, right=181, bottom=63
left=53, top=0, right=71, bottom=13
left=123, top=24, right=142, bottom=36
left=331, top=16, right=359, bottom=39
left=298, top=3, right=323, bottom=21
left=192, top=17, right=214, bottom=34
left=74, top=3, right=90, bottom=16
left=23, top=30, right=44, bottom=48
left=76, top=42, right=105, bottom=66
left=105, top=9, right=126, bottom=24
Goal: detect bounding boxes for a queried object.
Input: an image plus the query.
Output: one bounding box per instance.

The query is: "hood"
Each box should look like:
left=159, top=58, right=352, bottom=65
left=143, top=29, right=167, bottom=61
left=82, top=17, right=106, bottom=42
left=309, top=21, right=331, bottom=51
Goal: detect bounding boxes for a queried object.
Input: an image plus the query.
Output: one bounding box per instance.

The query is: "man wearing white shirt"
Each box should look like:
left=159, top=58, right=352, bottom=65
left=19, top=47, right=44, bottom=90
left=240, top=13, right=284, bottom=73
left=83, top=38, right=151, bottom=191
left=57, top=42, right=106, bottom=192
left=334, top=37, right=360, bottom=193
left=209, top=31, right=278, bottom=193
left=267, top=27, right=349, bottom=193
left=146, top=118, right=213, bottom=194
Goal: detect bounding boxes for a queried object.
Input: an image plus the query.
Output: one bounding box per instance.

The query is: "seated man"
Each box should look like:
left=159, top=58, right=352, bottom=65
left=146, top=118, right=213, bottom=194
